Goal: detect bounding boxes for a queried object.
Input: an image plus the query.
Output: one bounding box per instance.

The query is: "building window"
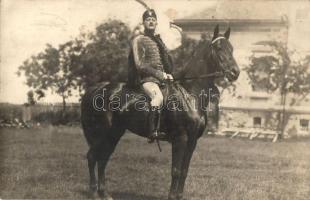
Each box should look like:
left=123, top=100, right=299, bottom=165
left=300, top=119, right=309, bottom=131
left=253, top=117, right=262, bottom=128
left=296, top=8, right=309, bottom=22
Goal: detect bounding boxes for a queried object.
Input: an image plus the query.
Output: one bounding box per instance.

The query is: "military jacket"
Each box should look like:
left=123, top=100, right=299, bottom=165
left=128, top=33, right=173, bottom=87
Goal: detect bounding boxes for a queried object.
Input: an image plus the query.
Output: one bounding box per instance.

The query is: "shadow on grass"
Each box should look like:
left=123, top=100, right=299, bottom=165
left=76, top=189, right=162, bottom=200
left=112, top=191, right=162, bottom=200
left=76, top=189, right=93, bottom=199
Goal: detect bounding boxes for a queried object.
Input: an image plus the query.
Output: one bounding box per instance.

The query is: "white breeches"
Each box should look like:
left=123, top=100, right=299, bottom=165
left=142, top=82, right=163, bottom=107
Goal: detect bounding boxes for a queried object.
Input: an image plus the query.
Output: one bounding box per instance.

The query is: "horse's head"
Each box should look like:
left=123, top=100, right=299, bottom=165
left=206, top=25, right=240, bottom=82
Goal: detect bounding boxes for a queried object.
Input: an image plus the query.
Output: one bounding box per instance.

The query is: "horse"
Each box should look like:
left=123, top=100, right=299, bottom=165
left=81, top=25, right=240, bottom=200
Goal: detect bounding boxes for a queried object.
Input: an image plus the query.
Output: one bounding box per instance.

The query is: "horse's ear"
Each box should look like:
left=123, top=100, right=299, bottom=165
left=224, top=27, right=231, bottom=39
left=212, top=24, right=219, bottom=41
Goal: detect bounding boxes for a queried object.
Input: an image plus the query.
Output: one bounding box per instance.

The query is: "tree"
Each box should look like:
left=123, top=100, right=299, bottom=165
left=18, top=19, right=131, bottom=114
left=25, top=90, right=36, bottom=106
left=246, top=41, right=310, bottom=137
left=74, top=19, right=132, bottom=89
left=18, top=44, right=60, bottom=103
left=17, top=40, right=84, bottom=114
left=57, top=39, right=85, bottom=109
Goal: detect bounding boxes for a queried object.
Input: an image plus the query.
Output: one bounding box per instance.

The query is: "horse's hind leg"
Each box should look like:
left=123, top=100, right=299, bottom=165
left=84, top=126, right=112, bottom=198
left=87, top=147, right=98, bottom=195
left=97, top=127, right=125, bottom=199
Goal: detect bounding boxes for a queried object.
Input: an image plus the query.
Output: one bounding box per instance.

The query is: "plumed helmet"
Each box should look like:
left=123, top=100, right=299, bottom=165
left=142, top=9, right=157, bottom=21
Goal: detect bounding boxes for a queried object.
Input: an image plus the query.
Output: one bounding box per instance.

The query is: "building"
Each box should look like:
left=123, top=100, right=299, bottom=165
left=173, top=0, right=310, bottom=137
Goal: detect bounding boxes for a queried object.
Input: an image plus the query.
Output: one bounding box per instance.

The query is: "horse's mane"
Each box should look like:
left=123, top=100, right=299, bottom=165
left=176, top=39, right=212, bottom=79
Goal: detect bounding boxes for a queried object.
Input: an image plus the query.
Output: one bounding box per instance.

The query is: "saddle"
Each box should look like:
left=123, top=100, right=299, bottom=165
left=124, top=83, right=170, bottom=110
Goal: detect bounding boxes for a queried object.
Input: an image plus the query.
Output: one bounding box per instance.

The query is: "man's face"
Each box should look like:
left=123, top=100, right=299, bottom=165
left=143, top=17, right=157, bottom=31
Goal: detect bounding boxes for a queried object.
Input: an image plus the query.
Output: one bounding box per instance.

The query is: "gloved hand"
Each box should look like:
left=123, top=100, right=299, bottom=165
left=162, top=72, right=168, bottom=80
left=162, top=72, right=174, bottom=82
left=166, top=74, right=174, bottom=80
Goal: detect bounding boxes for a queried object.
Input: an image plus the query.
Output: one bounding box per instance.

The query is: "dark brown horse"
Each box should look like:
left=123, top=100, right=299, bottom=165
left=81, top=25, right=240, bottom=200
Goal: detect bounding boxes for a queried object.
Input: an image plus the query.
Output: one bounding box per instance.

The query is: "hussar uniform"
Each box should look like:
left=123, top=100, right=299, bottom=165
left=128, top=9, right=173, bottom=141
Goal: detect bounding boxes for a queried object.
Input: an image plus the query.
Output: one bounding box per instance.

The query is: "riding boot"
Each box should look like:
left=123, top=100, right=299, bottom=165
left=147, top=106, right=166, bottom=143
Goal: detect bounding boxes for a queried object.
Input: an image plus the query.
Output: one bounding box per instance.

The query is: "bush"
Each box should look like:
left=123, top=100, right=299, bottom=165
left=0, top=103, right=81, bottom=126
left=0, top=103, right=23, bottom=122
left=33, top=108, right=80, bottom=125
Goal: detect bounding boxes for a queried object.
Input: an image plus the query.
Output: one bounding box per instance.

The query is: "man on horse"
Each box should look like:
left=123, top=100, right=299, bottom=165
left=128, top=9, right=174, bottom=142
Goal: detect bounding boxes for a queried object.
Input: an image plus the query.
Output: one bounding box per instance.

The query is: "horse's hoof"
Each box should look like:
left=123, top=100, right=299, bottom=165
left=103, top=196, right=113, bottom=200
left=168, top=194, right=183, bottom=200
left=90, top=183, right=98, bottom=192
left=98, top=190, right=113, bottom=200
left=168, top=195, right=176, bottom=200
left=89, top=190, right=98, bottom=199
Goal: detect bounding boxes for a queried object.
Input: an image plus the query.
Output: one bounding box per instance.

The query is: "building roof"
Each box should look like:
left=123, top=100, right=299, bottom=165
left=182, top=0, right=290, bottom=20
left=173, top=18, right=287, bottom=32
left=173, top=0, right=291, bottom=32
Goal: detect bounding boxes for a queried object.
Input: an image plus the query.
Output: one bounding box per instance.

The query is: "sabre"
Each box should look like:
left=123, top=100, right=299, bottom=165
left=135, top=0, right=151, bottom=10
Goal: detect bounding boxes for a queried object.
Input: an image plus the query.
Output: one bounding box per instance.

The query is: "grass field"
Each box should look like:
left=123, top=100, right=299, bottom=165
left=1, top=126, right=310, bottom=200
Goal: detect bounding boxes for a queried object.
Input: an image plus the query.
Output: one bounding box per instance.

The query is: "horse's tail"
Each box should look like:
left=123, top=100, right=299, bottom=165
left=81, top=82, right=111, bottom=124
left=81, top=82, right=127, bottom=127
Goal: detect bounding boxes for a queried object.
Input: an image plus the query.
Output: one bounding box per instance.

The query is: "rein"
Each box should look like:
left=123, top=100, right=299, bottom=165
left=172, top=71, right=223, bottom=82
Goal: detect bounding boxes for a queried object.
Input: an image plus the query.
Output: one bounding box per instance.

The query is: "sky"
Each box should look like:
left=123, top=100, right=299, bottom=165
left=0, top=0, right=216, bottom=104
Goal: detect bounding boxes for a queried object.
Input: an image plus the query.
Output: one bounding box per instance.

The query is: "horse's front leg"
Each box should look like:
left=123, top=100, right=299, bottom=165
left=177, top=139, right=197, bottom=198
left=168, top=134, right=188, bottom=200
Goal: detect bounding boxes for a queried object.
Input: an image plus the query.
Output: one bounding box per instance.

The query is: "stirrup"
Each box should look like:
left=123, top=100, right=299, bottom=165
left=147, top=132, right=158, bottom=143
left=147, top=131, right=166, bottom=143
left=147, top=137, right=155, bottom=143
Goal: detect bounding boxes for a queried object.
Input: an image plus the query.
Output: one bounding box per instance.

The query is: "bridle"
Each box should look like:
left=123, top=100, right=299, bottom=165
left=211, top=36, right=226, bottom=44
left=174, top=36, right=228, bottom=82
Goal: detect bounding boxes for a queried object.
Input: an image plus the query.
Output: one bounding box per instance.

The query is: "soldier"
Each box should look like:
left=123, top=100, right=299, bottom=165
left=128, top=9, right=174, bottom=141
